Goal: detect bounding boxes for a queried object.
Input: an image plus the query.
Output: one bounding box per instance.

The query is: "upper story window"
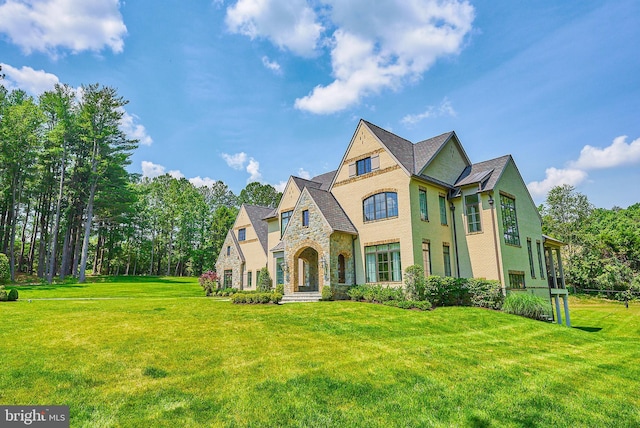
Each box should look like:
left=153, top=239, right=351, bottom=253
left=356, top=157, right=372, bottom=175
left=238, top=228, right=246, bottom=241
left=465, top=194, right=482, bottom=233
left=363, top=192, right=398, bottom=222
left=226, top=246, right=231, bottom=256
left=419, top=189, right=428, bottom=221
left=536, top=241, right=545, bottom=279
left=500, top=194, right=520, bottom=245
left=439, top=195, right=448, bottom=225
left=281, top=210, right=293, bottom=237
left=527, top=239, right=536, bottom=278
left=302, top=210, right=309, bottom=227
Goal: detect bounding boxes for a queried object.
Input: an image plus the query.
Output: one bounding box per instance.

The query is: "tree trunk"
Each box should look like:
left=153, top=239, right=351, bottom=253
left=47, top=148, right=67, bottom=283
left=78, top=180, right=98, bottom=283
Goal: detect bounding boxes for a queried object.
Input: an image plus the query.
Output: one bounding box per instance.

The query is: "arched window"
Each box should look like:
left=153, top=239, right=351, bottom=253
left=363, top=192, right=398, bottom=222
left=338, top=254, right=346, bottom=283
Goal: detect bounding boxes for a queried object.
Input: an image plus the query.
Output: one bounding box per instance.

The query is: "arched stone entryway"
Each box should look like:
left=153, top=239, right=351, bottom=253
left=293, top=246, right=319, bottom=292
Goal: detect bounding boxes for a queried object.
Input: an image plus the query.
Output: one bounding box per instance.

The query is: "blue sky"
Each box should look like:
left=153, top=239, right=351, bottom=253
left=1, top=0, right=639, bottom=209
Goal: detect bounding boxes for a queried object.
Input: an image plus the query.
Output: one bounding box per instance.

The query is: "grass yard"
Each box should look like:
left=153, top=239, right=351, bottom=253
left=1, top=278, right=639, bottom=427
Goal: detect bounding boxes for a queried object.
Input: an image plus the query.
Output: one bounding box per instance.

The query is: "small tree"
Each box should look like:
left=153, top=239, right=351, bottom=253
left=199, top=271, right=219, bottom=296
left=0, top=254, right=9, bottom=284
left=404, top=265, right=425, bottom=300
left=256, top=267, right=272, bottom=292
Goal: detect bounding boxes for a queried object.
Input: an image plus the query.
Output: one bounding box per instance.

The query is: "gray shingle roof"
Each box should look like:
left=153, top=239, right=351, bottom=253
left=228, top=230, right=245, bottom=262
left=413, top=132, right=455, bottom=174
left=291, top=176, right=323, bottom=191
left=363, top=120, right=416, bottom=173
left=306, top=187, right=358, bottom=235
left=310, top=170, right=337, bottom=190
left=452, top=155, right=512, bottom=196
left=243, top=204, right=274, bottom=254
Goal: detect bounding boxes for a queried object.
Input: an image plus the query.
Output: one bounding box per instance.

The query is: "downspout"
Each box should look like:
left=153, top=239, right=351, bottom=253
left=352, top=235, right=357, bottom=285
left=449, top=201, right=461, bottom=278
left=488, top=193, right=505, bottom=295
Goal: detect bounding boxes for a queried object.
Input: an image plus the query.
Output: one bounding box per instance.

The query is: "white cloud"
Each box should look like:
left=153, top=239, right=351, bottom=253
left=527, top=167, right=588, bottom=199
left=225, top=0, right=323, bottom=57
left=274, top=180, right=288, bottom=192
left=569, top=136, right=640, bottom=170
left=0, top=63, right=60, bottom=95
left=141, top=161, right=167, bottom=179
left=401, top=97, right=457, bottom=125
left=246, top=158, right=262, bottom=182
left=190, top=176, right=217, bottom=187
left=142, top=162, right=217, bottom=187
left=262, top=56, right=282, bottom=74
left=168, top=170, right=184, bottom=179
left=119, top=111, right=153, bottom=146
left=0, top=0, right=127, bottom=57
left=221, top=152, right=248, bottom=170
left=297, top=168, right=311, bottom=179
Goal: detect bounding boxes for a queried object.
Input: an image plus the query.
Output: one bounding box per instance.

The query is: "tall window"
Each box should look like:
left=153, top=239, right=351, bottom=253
left=224, top=270, right=232, bottom=287
left=508, top=271, right=525, bottom=289
left=338, top=254, right=346, bottom=283
left=422, top=241, right=431, bottom=276
left=281, top=210, right=292, bottom=237
left=500, top=194, right=520, bottom=245
left=443, top=245, right=452, bottom=277
left=527, top=239, right=536, bottom=278
left=238, top=228, right=246, bottom=241
left=356, top=157, right=372, bottom=175
left=302, top=210, right=309, bottom=227
left=536, top=241, right=545, bottom=279
left=419, top=189, right=428, bottom=221
left=275, top=257, right=284, bottom=285
left=365, top=243, right=401, bottom=282
left=363, top=192, right=398, bottom=222
left=465, top=194, right=482, bottom=233
left=439, top=195, right=448, bottom=225
left=247, top=271, right=252, bottom=288
left=226, top=246, right=231, bottom=256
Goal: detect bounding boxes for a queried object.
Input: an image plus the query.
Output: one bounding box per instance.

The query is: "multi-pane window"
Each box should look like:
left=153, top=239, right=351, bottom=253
left=527, top=239, right=536, bottom=278
left=281, top=210, right=292, bottom=237
left=363, top=192, right=398, bottom=222
left=419, top=189, right=428, bottom=221
left=443, top=245, right=452, bottom=277
left=302, top=210, right=309, bottom=227
left=275, top=257, right=284, bottom=285
left=508, top=272, right=525, bottom=289
left=365, top=243, right=402, bottom=283
left=238, top=228, right=246, bottom=241
left=224, top=270, right=232, bottom=287
left=465, top=194, right=482, bottom=233
left=536, top=241, right=545, bottom=279
left=500, top=194, right=520, bottom=245
left=356, top=157, right=372, bottom=175
left=439, top=195, right=448, bottom=225
left=422, top=241, right=431, bottom=276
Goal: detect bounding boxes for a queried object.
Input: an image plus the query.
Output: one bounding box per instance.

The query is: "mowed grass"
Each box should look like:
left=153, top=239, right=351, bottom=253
left=1, top=279, right=639, bottom=427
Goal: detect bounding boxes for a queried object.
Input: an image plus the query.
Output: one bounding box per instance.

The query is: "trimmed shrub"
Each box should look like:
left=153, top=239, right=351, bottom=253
left=347, top=285, right=365, bottom=301
left=231, top=291, right=282, bottom=304
left=321, top=285, right=333, bottom=301
left=331, top=284, right=352, bottom=300
left=503, top=292, right=552, bottom=321
left=215, top=287, right=237, bottom=297
left=467, top=279, right=503, bottom=309
left=275, top=284, right=284, bottom=295
left=0, top=286, right=7, bottom=302
left=404, top=265, right=425, bottom=301
left=383, top=300, right=432, bottom=311
left=347, top=284, right=404, bottom=303
left=425, top=276, right=469, bottom=307
left=7, top=288, right=18, bottom=301
left=0, top=254, right=9, bottom=284
left=257, top=267, right=272, bottom=292
left=198, top=271, right=219, bottom=296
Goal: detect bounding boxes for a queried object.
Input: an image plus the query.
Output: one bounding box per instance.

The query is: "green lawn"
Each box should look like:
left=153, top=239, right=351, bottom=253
left=1, top=278, right=639, bottom=427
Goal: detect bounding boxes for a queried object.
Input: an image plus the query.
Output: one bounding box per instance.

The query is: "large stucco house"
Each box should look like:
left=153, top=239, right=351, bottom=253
left=215, top=120, right=571, bottom=325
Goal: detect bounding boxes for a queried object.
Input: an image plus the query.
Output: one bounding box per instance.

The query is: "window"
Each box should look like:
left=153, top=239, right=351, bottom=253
left=365, top=243, right=401, bottom=283
left=508, top=271, right=525, bottom=289
left=536, top=241, right=545, bottom=279
left=527, top=239, right=536, bottom=278
left=465, top=194, right=482, bottom=233
left=419, top=189, right=428, bottom=221
left=281, top=210, right=292, bottom=237
left=226, top=246, right=231, bottom=256
left=275, top=257, right=284, bottom=285
left=238, top=228, right=246, bottom=241
left=302, top=209, right=309, bottom=227
left=422, top=241, right=431, bottom=276
left=363, top=192, right=398, bottom=222
left=500, top=194, right=520, bottom=245
left=356, top=157, right=372, bottom=175
left=247, top=271, right=252, bottom=288
left=224, top=270, right=232, bottom=287
left=338, top=254, right=346, bottom=283
left=443, top=245, right=452, bottom=277
left=439, top=195, right=448, bottom=225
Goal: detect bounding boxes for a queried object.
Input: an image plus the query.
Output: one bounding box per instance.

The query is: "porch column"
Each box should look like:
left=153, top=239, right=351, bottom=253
left=563, top=296, right=571, bottom=327
left=547, top=248, right=558, bottom=289
left=554, top=295, right=563, bottom=325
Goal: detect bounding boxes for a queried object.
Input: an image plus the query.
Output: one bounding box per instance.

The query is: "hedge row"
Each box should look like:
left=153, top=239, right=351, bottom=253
left=0, top=285, right=18, bottom=302
left=230, top=292, right=283, bottom=304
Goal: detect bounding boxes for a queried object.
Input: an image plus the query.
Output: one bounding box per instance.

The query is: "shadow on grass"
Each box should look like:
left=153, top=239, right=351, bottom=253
left=13, top=284, right=87, bottom=291
left=573, top=326, right=603, bottom=333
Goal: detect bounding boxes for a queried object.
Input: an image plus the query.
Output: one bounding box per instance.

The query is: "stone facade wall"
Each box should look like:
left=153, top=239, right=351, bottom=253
left=330, top=232, right=355, bottom=285
left=214, top=232, right=244, bottom=289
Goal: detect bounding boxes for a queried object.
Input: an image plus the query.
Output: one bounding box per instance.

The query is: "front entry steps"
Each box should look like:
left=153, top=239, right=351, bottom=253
left=280, top=292, right=322, bottom=303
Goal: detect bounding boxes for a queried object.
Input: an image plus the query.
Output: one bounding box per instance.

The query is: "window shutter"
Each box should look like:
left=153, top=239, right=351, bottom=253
left=371, top=155, right=380, bottom=171
left=348, top=162, right=356, bottom=177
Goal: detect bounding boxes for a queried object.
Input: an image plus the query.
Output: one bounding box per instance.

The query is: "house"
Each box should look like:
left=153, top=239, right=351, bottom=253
left=215, top=120, right=571, bottom=325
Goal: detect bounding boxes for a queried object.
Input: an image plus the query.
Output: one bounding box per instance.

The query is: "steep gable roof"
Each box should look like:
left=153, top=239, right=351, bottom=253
left=310, top=170, right=337, bottom=190
left=242, top=204, right=273, bottom=254
left=305, top=187, right=358, bottom=235
left=225, top=229, right=245, bottom=262
left=413, top=132, right=454, bottom=173
left=363, top=120, right=415, bottom=174
left=291, top=176, right=323, bottom=191
left=452, top=155, right=512, bottom=196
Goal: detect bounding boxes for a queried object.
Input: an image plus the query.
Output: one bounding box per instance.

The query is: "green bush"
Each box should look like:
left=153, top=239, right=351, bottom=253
left=215, top=287, right=238, bottom=297
left=467, top=279, right=503, bottom=309
left=404, top=265, right=425, bottom=301
left=425, top=276, right=469, bottom=307
left=321, top=285, right=333, bottom=301
left=257, top=267, right=272, bottom=292
left=7, top=287, right=18, bottom=301
left=231, top=291, right=282, bottom=304
left=275, top=284, right=284, bottom=295
left=0, top=254, right=9, bottom=284
left=383, top=300, right=432, bottom=311
left=503, top=292, right=552, bottom=321
left=0, top=285, right=7, bottom=302
left=347, top=285, right=365, bottom=301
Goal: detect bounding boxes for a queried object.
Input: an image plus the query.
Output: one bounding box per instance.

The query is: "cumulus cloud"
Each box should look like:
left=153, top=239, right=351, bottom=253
left=262, top=56, right=282, bottom=74
left=297, top=168, right=311, bottom=179
left=0, top=0, right=127, bottom=57
left=142, top=161, right=219, bottom=187
left=401, top=98, right=457, bottom=125
left=222, top=152, right=249, bottom=170
left=221, top=152, right=263, bottom=183
left=274, top=180, right=288, bottom=192
left=527, top=168, right=589, bottom=199
left=246, top=158, right=262, bottom=182
left=119, top=111, right=153, bottom=146
left=189, top=176, right=217, bottom=187
left=141, top=161, right=167, bottom=179
left=226, top=0, right=323, bottom=57
left=0, top=63, right=60, bottom=95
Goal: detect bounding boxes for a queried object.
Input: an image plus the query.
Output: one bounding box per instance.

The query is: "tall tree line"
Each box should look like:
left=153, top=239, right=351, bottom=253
left=0, top=78, right=281, bottom=282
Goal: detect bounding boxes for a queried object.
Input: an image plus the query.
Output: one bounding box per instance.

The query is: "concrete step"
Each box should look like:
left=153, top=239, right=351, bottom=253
left=280, top=292, right=322, bottom=303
